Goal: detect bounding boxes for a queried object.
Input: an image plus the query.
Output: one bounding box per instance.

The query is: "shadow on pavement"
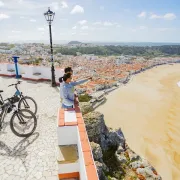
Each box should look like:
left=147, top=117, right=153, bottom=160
left=0, top=132, right=39, bottom=171
left=0, top=122, right=9, bottom=135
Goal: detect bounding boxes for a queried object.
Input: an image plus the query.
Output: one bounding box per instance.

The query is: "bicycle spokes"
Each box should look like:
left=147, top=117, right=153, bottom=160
left=12, top=111, right=35, bottom=135
left=22, top=99, right=30, bottom=109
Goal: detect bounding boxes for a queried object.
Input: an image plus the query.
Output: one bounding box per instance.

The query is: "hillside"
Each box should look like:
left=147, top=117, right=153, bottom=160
left=68, top=41, right=82, bottom=45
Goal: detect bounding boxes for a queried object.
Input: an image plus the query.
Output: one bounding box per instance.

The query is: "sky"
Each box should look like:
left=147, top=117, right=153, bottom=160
left=0, top=0, right=180, bottom=43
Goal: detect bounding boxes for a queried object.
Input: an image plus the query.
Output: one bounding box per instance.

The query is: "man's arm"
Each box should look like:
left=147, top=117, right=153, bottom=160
left=71, top=77, right=92, bottom=86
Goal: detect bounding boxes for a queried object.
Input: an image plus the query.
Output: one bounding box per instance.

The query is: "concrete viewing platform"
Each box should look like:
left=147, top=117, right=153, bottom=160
left=0, top=76, right=98, bottom=180
left=0, top=77, right=60, bottom=180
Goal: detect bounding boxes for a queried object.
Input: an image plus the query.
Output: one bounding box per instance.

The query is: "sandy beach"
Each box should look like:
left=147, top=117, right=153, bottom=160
left=97, top=64, right=180, bottom=180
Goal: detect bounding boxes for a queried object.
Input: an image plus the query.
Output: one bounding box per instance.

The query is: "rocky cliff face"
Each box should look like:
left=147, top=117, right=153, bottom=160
left=82, top=108, right=162, bottom=180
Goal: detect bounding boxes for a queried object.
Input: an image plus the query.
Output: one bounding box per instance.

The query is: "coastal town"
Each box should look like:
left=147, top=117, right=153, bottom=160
left=0, top=43, right=180, bottom=97
left=1, top=42, right=180, bottom=180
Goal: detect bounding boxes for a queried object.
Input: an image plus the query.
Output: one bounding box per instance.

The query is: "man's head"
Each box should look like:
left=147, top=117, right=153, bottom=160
left=63, top=73, right=72, bottom=83
left=64, top=67, right=73, bottom=75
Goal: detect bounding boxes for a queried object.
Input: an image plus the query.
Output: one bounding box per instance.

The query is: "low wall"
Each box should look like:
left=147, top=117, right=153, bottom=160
left=57, top=107, right=99, bottom=180
left=0, top=63, right=64, bottom=83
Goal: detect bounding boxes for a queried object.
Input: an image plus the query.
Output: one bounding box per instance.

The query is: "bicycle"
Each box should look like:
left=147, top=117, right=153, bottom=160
left=0, top=91, right=37, bottom=137
left=8, top=81, right=37, bottom=116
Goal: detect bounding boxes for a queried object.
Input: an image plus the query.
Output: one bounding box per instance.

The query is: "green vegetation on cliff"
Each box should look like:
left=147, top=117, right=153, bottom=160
left=103, top=145, right=126, bottom=179
left=78, top=94, right=91, bottom=102
left=55, top=45, right=180, bottom=56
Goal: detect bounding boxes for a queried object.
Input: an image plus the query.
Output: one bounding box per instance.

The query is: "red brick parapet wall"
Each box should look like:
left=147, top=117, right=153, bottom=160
left=58, top=106, right=99, bottom=180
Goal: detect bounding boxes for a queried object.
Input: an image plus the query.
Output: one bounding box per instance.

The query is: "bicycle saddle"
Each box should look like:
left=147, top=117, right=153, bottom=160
left=0, top=90, right=3, bottom=93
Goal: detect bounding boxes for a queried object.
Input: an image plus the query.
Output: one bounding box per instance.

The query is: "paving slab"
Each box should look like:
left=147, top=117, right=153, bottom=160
left=0, top=77, right=61, bottom=180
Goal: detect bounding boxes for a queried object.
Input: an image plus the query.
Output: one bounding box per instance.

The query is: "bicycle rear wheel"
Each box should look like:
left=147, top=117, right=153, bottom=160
left=10, top=109, right=37, bottom=137
left=18, top=96, right=37, bottom=116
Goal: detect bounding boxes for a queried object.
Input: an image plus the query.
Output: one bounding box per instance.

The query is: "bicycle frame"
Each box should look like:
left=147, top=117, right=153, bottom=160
left=0, top=105, right=9, bottom=128
left=14, top=85, right=31, bottom=109
left=0, top=101, right=19, bottom=129
left=1, top=82, right=32, bottom=113
left=0, top=94, right=4, bottom=104
left=14, top=84, right=23, bottom=98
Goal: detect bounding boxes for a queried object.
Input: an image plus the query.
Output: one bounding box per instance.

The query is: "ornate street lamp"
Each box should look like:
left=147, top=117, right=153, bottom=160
left=44, top=7, right=56, bottom=87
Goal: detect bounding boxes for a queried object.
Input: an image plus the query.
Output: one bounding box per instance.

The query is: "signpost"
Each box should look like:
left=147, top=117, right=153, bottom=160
left=12, top=56, right=21, bottom=79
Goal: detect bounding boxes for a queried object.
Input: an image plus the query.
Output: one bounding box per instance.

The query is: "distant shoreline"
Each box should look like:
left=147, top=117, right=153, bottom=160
left=1, top=41, right=180, bottom=46
left=96, top=63, right=180, bottom=180
left=94, top=62, right=180, bottom=109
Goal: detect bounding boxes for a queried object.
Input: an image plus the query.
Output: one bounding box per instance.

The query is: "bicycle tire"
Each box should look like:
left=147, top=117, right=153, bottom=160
left=10, top=109, right=37, bottom=137
left=18, top=96, right=37, bottom=116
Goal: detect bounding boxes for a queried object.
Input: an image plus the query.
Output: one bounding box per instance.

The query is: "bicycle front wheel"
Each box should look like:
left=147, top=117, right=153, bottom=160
left=18, top=96, right=37, bottom=116
left=10, top=109, right=37, bottom=137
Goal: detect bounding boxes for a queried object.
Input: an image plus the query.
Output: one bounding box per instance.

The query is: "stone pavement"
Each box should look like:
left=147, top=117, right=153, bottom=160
left=0, top=77, right=62, bottom=180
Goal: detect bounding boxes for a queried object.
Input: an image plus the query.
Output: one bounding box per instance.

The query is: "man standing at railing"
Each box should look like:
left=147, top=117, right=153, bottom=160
left=59, top=67, right=90, bottom=105
left=61, top=73, right=92, bottom=109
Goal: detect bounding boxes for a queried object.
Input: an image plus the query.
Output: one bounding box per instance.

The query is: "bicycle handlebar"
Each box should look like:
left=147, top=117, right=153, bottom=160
left=8, top=81, right=22, bottom=87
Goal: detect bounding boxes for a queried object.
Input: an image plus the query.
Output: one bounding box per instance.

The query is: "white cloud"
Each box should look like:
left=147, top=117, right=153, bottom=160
left=79, top=32, right=88, bottom=36
left=80, top=32, right=88, bottom=36
left=155, top=28, right=175, bottom=32
left=155, top=28, right=169, bottom=32
left=116, top=25, right=121, bottom=28
left=7, top=35, right=20, bottom=39
left=149, top=14, right=161, bottom=19
left=89, top=27, right=96, bottom=31
left=139, top=26, right=147, bottom=30
left=104, top=22, right=113, bottom=26
left=71, top=32, right=76, bottom=35
left=164, top=13, right=176, bottom=20
left=114, top=23, right=119, bottom=25
left=0, top=13, right=10, bottom=20
left=59, top=18, right=68, bottom=21
left=70, top=5, right=84, bottom=14
left=81, top=26, right=88, bottom=30
left=20, top=16, right=26, bottom=19
left=51, top=1, right=68, bottom=10
left=30, top=19, right=36, bottom=22
left=37, top=27, right=45, bottom=31
left=18, top=0, right=23, bottom=3
left=61, top=1, right=68, bottom=9
left=131, top=29, right=137, bottom=32
left=59, top=33, right=66, bottom=35
left=51, top=2, right=59, bottom=10
left=93, top=22, right=102, bottom=25
left=124, top=9, right=130, bottom=13
left=12, top=30, right=21, bottom=33
left=93, top=21, right=120, bottom=27
left=138, top=12, right=146, bottom=18
left=0, top=1, right=4, bottom=7
left=78, top=20, right=87, bottom=25
left=100, top=6, right=104, bottom=10
left=150, top=13, right=176, bottom=20
left=72, top=26, right=77, bottom=30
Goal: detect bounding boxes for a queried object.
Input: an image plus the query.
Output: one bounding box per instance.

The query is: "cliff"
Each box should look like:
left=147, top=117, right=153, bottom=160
left=80, top=102, right=162, bottom=180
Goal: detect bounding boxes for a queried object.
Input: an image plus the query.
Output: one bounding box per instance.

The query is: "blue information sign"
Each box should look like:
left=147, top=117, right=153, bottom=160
left=12, top=56, right=21, bottom=79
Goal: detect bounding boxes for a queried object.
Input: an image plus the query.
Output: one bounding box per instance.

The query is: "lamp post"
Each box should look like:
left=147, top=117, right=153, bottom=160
left=44, top=7, right=56, bottom=87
